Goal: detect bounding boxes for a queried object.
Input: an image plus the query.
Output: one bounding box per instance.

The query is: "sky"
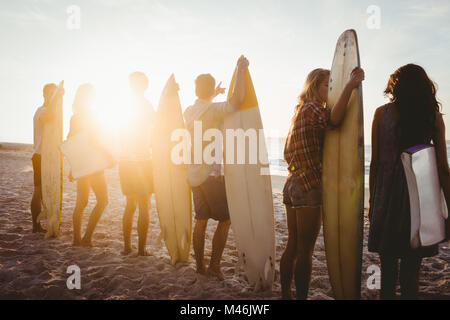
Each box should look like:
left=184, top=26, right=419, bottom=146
left=1, top=0, right=449, bottom=144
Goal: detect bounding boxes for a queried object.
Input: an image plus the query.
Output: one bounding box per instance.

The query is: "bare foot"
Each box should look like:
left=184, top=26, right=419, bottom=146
left=281, top=292, right=293, bottom=300
left=138, top=249, right=151, bottom=256
left=122, top=247, right=135, bottom=255
left=32, top=224, right=46, bottom=233
left=80, top=238, right=93, bottom=248
left=196, top=263, right=207, bottom=275
left=206, top=266, right=225, bottom=281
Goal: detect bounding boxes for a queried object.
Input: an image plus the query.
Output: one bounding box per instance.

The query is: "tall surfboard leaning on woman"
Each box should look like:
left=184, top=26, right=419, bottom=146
left=280, top=29, right=364, bottom=300
left=322, top=29, right=365, bottom=300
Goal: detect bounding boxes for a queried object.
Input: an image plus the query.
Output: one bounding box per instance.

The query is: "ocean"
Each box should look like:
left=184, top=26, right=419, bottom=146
left=266, top=137, right=450, bottom=189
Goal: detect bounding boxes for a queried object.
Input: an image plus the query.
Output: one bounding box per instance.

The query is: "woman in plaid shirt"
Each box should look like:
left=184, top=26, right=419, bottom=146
left=280, top=67, right=364, bottom=299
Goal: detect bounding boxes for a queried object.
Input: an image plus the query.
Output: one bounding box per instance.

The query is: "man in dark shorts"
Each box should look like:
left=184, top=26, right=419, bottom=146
left=183, top=55, right=248, bottom=280
left=119, top=71, right=155, bottom=256
left=31, top=83, right=61, bottom=233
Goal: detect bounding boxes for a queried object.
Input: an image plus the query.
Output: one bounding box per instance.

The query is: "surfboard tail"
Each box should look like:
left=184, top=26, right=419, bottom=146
left=45, top=212, right=60, bottom=239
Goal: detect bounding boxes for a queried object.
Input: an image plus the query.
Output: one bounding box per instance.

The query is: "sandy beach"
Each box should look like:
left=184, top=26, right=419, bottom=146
left=0, top=142, right=448, bottom=300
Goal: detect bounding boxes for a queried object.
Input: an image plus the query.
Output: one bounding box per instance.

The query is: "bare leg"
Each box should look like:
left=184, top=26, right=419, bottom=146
left=72, top=177, right=90, bottom=246
left=399, top=254, right=422, bottom=300
left=294, top=206, right=321, bottom=300
left=137, top=195, right=150, bottom=256
left=380, top=255, right=398, bottom=300
left=280, top=205, right=298, bottom=299
left=193, top=219, right=208, bottom=274
left=31, top=186, right=45, bottom=233
left=207, top=219, right=231, bottom=280
left=122, top=195, right=137, bottom=255
left=81, top=172, right=108, bottom=247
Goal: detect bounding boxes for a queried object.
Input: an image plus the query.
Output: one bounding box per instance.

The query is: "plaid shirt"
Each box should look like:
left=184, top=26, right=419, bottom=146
left=284, top=102, right=331, bottom=192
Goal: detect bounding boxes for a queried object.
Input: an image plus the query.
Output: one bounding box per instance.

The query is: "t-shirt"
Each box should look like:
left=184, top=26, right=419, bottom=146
left=33, top=106, right=46, bottom=154
left=183, top=99, right=236, bottom=187
left=120, top=96, right=155, bottom=161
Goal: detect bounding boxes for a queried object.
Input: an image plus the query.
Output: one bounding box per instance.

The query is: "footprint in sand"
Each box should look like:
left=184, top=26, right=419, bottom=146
left=21, top=166, right=33, bottom=173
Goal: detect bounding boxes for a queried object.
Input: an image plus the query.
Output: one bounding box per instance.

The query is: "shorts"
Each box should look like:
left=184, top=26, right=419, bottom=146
left=192, top=175, right=230, bottom=222
left=282, top=174, right=322, bottom=208
left=32, top=153, right=41, bottom=187
left=119, top=160, right=154, bottom=196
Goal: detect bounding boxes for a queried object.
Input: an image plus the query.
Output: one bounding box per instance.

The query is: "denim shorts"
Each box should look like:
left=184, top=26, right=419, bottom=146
left=192, top=175, right=230, bottom=222
left=282, top=174, right=322, bottom=208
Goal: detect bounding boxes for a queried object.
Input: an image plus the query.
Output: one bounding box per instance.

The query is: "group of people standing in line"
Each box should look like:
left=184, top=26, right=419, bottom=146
left=31, top=56, right=249, bottom=281
left=30, top=55, right=449, bottom=299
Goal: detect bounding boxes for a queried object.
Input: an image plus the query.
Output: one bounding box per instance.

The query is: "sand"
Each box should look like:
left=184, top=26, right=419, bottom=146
left=0, top=142, right=448, bottom=300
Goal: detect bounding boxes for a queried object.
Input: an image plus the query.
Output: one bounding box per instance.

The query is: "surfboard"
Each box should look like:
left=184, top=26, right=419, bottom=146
left=223, top=67, right=276, bottom=291
left=153, top=74, right=192, bottom=264
left=60, top=131, right=112, bottom=179
left=39, top=81, right=64, bottom=238
left=401, top=145, right=448, bottom=248
left=322, top=29, right=364, bottom=299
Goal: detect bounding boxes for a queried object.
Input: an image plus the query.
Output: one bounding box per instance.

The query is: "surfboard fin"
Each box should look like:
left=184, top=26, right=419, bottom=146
left=264, top=257, right=272, bottom=282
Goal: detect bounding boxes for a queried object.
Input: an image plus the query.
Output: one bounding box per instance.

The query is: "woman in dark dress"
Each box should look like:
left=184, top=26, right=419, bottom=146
left=369, top=64, right=450, bottom=299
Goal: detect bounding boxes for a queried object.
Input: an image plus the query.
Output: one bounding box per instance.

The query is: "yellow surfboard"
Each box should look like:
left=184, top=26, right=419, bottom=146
left=322, top=30, right=364, bottom=299
left=153, top=74, right=192, bottom=264
left=224, top=67, right=276, bottom=291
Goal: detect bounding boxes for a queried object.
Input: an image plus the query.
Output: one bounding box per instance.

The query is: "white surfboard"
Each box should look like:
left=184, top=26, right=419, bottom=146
left=153, top=74, right=192, bottom=264
left=39, top=81, right=64, bottom=238
left=60, top=131, right=112, bottom=179
left=401, top=144, right=448, bottom=248
left=224, top=68, right=276, bottom=291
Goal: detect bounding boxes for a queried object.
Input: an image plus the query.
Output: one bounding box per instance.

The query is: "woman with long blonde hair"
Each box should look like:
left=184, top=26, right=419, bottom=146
left=280, top=67, right=364, bottom=299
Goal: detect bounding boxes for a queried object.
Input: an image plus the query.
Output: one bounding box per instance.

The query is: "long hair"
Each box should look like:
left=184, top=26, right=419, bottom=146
left=384, top=64, right=441, bottom=148
left=72, top=83, right=95, bottom=115
left=297, top=68, right=330, bottom=110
